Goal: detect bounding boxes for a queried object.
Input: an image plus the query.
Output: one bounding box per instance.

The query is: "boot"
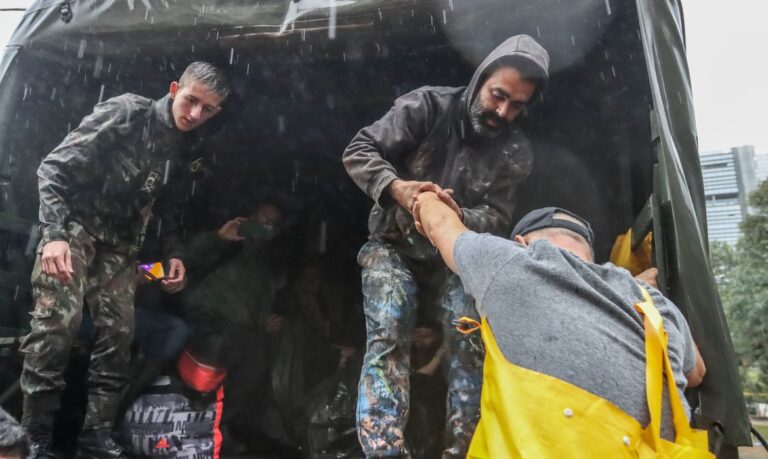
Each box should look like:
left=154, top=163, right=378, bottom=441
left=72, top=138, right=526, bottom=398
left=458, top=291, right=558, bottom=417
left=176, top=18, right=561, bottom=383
left=74, top=428, right=128, bottom=459
left=22, top=394, right=59, bottom=459
left=27, top=426, right=57, bottom=459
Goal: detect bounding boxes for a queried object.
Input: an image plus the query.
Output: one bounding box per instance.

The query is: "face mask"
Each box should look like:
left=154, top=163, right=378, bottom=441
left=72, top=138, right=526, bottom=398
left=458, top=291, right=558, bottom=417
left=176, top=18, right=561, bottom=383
left=238, top=220, right=278, bottom=242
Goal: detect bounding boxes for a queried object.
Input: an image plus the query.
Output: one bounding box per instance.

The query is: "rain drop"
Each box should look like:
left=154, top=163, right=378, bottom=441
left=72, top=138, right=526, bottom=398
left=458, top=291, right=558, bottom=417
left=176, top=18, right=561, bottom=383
left=77, top=39, right=87, bottom=58
left=229, top=48, right=235, bottom=64
left=98, top=84, right=105, bottom=103
left=93, top=55, right=103, bottom=78
left=604, top=0, right=612, bottom=16
left=442, top=9, right=447, bottom=24
left=449, top=0, right=454, bottom=11
left=163, top=160, right=170, bottom=184
left=329, top=0, right=337, bottom=39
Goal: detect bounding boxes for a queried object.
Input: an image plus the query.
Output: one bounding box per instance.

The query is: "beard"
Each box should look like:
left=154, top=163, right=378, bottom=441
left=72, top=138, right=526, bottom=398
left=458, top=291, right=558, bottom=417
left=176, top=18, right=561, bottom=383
left=469, top=97, right=507, bottom=139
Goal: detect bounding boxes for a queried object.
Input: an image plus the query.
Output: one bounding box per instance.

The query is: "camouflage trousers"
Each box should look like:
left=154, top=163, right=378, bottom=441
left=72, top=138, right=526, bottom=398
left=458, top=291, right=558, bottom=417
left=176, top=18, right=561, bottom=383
left=356, top=240, right=483, bottom=458
left=20, top=221, right=136, bottom=430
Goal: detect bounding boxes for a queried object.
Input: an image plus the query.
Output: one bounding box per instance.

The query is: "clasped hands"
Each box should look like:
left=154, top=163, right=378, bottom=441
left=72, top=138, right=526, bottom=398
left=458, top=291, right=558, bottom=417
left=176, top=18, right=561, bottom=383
left=388, top=179, right=461, bottom=240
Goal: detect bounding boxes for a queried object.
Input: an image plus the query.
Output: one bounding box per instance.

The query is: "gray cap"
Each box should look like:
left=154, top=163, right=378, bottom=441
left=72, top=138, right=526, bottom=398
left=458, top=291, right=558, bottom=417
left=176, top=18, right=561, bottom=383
left=511, top=207, right=594, bottom=247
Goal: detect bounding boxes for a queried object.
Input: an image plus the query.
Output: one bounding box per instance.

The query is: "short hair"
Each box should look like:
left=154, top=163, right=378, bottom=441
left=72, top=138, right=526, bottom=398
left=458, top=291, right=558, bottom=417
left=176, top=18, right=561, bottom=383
left=0, top=408, right=30, bottom=459
left=523, top=212, right=595, bottom=260
left=179, top=61, right=230, bottom=99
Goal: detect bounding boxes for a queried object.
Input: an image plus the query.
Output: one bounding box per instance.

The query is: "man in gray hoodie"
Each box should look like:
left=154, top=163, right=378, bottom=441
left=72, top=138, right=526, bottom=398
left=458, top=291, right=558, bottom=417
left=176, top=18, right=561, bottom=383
left=342, top=35, right=550, bottom=458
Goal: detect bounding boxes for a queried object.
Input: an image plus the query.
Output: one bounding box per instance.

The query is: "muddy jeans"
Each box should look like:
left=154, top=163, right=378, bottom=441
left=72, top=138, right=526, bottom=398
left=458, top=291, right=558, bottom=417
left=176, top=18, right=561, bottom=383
left=356, top=240, right=483, bottom=458
left=20, top=221, right=136, bottom=431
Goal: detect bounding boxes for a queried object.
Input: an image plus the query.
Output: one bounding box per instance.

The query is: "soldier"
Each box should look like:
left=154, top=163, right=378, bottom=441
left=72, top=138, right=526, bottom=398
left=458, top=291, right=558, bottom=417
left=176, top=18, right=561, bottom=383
left=342, top=35, right=549, bottom=458
left=20, top=62, right=229, bottom=458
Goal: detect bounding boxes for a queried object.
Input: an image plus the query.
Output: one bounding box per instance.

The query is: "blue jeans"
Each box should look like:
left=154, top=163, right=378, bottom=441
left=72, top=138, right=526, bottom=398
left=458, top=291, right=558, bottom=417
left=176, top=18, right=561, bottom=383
left=356, top=240, right=483, bottom=458
left=80, top=307, right=189, bottom=362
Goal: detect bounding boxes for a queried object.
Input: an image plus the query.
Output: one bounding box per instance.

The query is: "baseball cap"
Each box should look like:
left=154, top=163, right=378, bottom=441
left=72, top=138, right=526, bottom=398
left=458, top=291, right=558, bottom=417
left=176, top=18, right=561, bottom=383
left=510, top=207, right=594, bottom=247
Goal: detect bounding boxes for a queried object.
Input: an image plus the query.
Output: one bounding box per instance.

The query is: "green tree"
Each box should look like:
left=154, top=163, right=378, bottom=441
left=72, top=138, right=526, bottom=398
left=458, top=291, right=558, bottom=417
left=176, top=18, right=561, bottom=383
left=711, top=180, right=768, bottom=395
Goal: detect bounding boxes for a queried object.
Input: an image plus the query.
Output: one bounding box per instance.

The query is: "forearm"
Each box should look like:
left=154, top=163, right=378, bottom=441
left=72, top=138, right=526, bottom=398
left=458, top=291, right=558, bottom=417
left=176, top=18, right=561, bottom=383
left=687, top=344, right=706, bottom=387
left=418, top=193, right=468, bottom=272
left=38, top=159, right=75, bottom=243
left=342, top=138, right=399, bottom=207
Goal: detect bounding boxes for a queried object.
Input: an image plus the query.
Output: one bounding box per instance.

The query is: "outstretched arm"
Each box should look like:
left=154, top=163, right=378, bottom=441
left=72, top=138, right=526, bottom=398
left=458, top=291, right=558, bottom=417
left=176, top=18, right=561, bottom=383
left=413, top=191, right=469, bottom=273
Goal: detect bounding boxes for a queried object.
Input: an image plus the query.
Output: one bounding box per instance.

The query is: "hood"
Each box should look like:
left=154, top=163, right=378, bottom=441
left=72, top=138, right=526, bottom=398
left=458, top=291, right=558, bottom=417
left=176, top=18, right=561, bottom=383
left=464, top=34, right=550, bottom=116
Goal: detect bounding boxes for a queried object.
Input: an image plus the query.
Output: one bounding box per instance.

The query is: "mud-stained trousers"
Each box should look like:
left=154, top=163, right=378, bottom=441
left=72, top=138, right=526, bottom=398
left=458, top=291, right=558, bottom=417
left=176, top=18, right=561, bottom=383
left=356, top=240, right=483, bottom=458
left=20, top=221, right=136, bottom=431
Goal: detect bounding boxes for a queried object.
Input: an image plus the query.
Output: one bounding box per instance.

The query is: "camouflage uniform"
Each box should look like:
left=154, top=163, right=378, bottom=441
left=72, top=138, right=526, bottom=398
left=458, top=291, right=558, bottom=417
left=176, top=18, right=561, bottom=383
left=20, top=93, right=196, bottom=432
left=343, top=36, right=549, bottom=458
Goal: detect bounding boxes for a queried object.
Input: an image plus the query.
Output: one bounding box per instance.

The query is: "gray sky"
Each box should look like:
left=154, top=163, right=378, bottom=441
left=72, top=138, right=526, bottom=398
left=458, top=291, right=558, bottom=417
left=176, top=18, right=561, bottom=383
left=683, top=0, right=768, bottom=154
left=1, top=1, right=766, bottom=154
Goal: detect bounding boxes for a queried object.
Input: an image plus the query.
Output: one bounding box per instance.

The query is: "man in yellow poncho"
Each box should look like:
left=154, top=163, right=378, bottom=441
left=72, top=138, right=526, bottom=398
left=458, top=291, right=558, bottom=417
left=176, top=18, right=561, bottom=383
left=412, top=191, right=708, bottom=457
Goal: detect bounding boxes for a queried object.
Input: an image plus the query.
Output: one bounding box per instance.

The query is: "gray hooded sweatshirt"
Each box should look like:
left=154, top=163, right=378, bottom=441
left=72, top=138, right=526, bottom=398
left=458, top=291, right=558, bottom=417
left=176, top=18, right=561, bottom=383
left=343, top=35, right=550, bottom=261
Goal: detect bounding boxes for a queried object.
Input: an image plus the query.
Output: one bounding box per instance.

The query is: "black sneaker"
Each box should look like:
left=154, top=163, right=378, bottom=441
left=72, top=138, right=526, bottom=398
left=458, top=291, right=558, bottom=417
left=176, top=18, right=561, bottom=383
left=29, top=441, right=58, bottom=459
left=74, top=428, right=128, bottom=459
left=26, top=427, right=57, bottom=459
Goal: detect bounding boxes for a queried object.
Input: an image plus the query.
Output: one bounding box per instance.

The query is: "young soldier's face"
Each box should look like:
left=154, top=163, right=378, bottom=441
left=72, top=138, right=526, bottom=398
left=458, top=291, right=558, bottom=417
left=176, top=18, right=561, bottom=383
left=169, top=81, right=224, bottom=132
left=470, top=66, right=536, bottom=137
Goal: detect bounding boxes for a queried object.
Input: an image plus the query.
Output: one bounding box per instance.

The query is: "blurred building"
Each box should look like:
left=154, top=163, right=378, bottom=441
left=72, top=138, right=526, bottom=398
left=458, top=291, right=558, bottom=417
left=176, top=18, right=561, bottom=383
left=755, top=152, right=768, bottom=184
left=700, top=146, right=757, bottom=245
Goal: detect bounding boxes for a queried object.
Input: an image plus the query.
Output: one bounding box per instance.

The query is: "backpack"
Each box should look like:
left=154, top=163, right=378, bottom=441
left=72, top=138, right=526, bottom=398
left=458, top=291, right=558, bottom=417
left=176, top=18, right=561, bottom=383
left=117, top=376, right=224, bottom=458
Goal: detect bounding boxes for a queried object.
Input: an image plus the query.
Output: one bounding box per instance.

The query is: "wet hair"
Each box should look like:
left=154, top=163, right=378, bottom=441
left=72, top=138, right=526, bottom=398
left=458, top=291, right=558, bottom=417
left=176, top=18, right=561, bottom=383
left=484, top=55, right=548, bottom=101
left=0, top=408, right=30, bottom=459
left=179, top=61, right=230, bottom=99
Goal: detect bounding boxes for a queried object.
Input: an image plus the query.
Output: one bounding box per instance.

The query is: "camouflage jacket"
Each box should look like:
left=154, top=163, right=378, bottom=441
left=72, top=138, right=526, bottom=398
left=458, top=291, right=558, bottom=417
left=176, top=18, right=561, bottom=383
left=37, top=93, right=198, bottom=259
left=342, top=37, right=548, bottom=262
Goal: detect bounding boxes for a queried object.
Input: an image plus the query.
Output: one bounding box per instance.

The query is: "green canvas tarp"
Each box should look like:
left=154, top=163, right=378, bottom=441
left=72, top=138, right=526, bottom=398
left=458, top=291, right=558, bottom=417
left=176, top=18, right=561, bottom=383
left=0, top=0, right=751, bottom=455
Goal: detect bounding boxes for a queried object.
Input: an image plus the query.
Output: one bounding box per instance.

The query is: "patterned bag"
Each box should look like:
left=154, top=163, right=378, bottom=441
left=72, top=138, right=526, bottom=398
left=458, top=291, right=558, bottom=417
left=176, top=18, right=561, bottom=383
left=117, top=376, right=225, bottom=459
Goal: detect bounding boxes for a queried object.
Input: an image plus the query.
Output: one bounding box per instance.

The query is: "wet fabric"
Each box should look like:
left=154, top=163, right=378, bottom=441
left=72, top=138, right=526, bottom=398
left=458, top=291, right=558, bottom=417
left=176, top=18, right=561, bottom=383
left=356, top=240, right=483, bottom=458
left=20, top=220, right=136, bottom=430
left=80, top=299, right=190, bottom=362
left=453, top=231, right=696, bottom=439
left=343, top=35, right=548, bottom=262
left=37, top=93, right=196, bottom=258
left=181, top=231, right=276, bottom=329
left=465, top=292, right=711, bottom=458
left=118, top=376, right=223, bottom=459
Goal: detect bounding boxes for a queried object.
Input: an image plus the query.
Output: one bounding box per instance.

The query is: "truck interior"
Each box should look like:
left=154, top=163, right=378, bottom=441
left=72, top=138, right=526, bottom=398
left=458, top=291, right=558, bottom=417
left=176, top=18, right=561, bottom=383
left=0, top=0, right=751, bottom=457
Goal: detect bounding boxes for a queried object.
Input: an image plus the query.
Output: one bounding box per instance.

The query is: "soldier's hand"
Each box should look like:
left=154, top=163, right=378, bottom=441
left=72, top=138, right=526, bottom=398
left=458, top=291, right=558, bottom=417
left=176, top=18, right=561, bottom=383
left=41, top=240, right=74, bottom=284
left=162, top=258, right=186, bottom=293
left=389, top=179, right=441, bottom=214
left=217, top=217, right=248, bottom=242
